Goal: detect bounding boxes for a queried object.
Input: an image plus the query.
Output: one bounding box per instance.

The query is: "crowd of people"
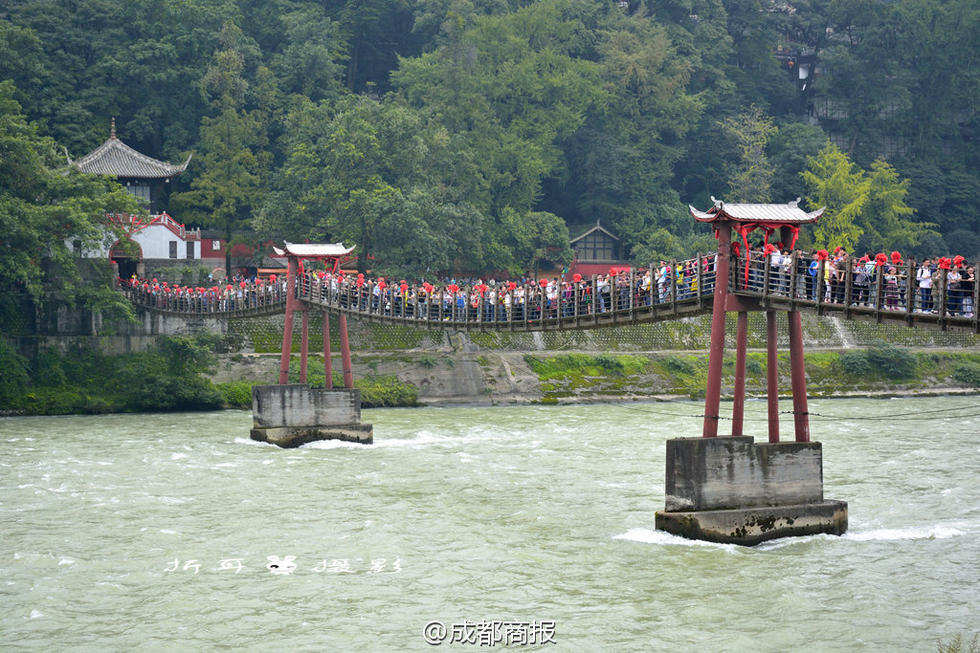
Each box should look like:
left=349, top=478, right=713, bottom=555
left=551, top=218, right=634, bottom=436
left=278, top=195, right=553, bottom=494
left=120, top=246, right=976, bottom=320
left=736, top=246, right=975, bottom=317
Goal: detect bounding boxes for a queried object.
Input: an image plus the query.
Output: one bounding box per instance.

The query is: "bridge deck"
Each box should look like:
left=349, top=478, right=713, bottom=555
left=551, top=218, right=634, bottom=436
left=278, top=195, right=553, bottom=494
left=120, top=252, right=979, bottom=334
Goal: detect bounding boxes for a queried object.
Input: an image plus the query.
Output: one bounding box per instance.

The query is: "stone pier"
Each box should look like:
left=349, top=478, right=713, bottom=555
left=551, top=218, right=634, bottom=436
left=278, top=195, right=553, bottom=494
left=654, top=436, right=847, bottom=545
left=250, top=384, right=373, bottom=448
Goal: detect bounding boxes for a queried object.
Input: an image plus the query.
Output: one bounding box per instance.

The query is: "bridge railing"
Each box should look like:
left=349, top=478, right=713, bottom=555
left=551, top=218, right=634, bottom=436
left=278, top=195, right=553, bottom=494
left=118, top=249, right=977, bottom=333
left=296, top=255, right=718, bottom=330
left=731, top=251, right=978, bottom=331
left=120, top=281, right=288, bottom=316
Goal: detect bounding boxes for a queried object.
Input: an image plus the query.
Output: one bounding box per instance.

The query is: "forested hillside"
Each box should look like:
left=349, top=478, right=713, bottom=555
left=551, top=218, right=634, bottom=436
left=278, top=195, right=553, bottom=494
left=1, top=0, right=977, bottom=280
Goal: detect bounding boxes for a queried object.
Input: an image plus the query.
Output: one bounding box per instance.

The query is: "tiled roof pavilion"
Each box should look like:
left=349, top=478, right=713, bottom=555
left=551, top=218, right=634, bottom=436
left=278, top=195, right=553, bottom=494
left=72, top=119, right=191, bottom=179
left=690, top=197, right=823, bottom=225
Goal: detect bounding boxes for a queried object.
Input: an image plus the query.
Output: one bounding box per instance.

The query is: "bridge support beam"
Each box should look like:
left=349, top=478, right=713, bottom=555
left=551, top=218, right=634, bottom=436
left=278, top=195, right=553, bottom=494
left=278, top=257, right=299, bottom=385
left=766, top=310, right=780, bottom=443
left=299, top=308, right=309, bottom=384
left=731, top=311, right=748, bottom=436
left=339, top=313, right=354, bottom=389
left=788, top=310, right=811, bottom=442
left=323, top=311, right=333, bottom=388
left=702, top=223, right=731, bottom=437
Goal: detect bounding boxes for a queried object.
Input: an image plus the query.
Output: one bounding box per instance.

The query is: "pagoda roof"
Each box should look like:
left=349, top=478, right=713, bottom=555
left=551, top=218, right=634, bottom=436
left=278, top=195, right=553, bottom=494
left=690, top=197, right=823, bottom=225
left=272, top=242, right=355, bottom=259
left=72, top=121, right=191, bottom=179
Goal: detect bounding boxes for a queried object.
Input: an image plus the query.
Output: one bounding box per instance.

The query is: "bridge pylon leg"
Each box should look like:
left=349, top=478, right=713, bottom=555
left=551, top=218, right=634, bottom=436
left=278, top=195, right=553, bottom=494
left=702, top=223, right=731, bottom=437
left=731, top=311, right=748, bottom=436
left=299, top=308, right=309, bottom=384
left=323, top=311, right=333, bottom=388
left=339, top=313, right=354, bottom=389
left=278, top=257, right=299, bottom=385
left=788, top=310, right=810, bottom=442
left=766, top=310, right=780, bottom=443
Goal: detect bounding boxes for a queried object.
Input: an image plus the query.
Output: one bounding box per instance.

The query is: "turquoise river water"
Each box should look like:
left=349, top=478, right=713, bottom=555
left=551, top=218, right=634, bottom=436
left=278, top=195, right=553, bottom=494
left=1, top=397, right=978, bottom=651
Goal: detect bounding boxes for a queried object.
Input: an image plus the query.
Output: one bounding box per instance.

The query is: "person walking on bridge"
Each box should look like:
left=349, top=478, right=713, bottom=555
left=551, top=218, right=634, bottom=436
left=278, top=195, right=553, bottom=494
left=917, top=259, right=934, bottom=312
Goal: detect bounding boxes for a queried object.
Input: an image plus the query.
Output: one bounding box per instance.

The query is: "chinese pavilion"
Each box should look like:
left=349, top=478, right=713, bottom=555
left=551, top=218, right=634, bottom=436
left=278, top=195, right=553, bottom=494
left=70, top=118, right=191, bottom=213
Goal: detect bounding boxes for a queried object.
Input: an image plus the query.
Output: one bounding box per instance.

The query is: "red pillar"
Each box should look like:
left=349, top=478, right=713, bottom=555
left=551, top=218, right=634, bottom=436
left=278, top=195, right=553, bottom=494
left=277, top=256, right=298, bottom=384
left=703, top=222, right=731, bottom=437
left=339, top=313, right=354, bottom=389
left=299, top=307, right=309, bottom=384
left=323, top=311, right=333, bottom=388
left=731, top=311, right=748, bottom=436
left=766, top=310, right=780, bottom=443
left=788, top=310, right=810, bottom=442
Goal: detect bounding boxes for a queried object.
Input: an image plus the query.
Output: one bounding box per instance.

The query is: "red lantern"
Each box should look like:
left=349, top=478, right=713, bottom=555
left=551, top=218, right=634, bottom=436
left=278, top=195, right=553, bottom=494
left=816, top=250, right=829, bottom=261
left=938, top=257, right=951, bottom=270
left=270, top=274, right=277, bottom=282
left=539, top=278, right=549, bottom=287
left=572, top=273, right=582, bottom=283
left=764, top=243, right=777, bottom=255
left=891, top=251, right=903, bottom=265
left=507, top=281, right=517, bottom=291
left=239, top=281, right=246, bottom=288
left=609, top=267, right=618, bottom=276
left=953, top=255, right=965, bottom=267
left=875, top=253, right=887, bottom=267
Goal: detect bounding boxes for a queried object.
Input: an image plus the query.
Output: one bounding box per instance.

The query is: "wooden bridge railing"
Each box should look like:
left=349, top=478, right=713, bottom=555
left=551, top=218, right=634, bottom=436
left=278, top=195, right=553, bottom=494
left=119, top=250, right=979, bottom=333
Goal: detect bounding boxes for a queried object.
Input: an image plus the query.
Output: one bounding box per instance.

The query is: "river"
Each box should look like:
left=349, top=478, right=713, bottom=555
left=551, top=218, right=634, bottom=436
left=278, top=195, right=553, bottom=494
left=1, top=397, right=977, bottom=651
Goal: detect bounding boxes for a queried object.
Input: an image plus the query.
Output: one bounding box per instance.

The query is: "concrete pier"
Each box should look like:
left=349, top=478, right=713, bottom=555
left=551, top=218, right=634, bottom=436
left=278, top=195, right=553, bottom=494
left=655, top=436, right=847, bottom=545
left=250, top=384, right=373, bottom=447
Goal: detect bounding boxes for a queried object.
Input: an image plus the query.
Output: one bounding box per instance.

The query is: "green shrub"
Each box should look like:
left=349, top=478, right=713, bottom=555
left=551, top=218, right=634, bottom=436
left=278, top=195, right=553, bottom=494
left=218, top=381, right=254, bottom=408
left=660, top=356, right=696, bottom=376
left=0, top=337, right=29, bottom=408
left=865, top=343, right=916, bottom=379
left=840, top=350, right=873, bottom=375
left=356, top=375, right=418, bottom=407
left=952, top=362, right=980, bottom=387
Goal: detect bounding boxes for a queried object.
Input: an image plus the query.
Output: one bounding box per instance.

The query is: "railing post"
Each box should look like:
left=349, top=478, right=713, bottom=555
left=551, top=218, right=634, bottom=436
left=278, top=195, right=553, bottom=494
left=873, top=262, right=885, bottom=322
left=905, top=258, right=916, bottom=320
left=938, top=266, right=949, bottom=330
left=763, top=249, right=772, bottom=300
left=539, top=284, right=546, bottom=329
left=816, top=259, right=826, bottom=314
left=844, top=256, right=854, bottom=318
left=973, top=260, right=980, bottom=334
left=696, top=254, right=704, bottom=310
left=670, top=260, right=678, bottom=315
left=592, top=276, right=599, bottom=326
left=788, top=250, right=799, bottom=306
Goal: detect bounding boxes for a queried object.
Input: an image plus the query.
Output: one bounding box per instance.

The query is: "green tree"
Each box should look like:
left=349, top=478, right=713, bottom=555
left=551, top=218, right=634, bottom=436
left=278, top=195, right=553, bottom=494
left=858, top=159, right=938, bottom=255
left=0, top=81, right=140, bottom=318
left=720, top=106, right=777, bottom=202
left=802, top=143, right=868, bottom=251
left=171, top=22, right=271, bottom=276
